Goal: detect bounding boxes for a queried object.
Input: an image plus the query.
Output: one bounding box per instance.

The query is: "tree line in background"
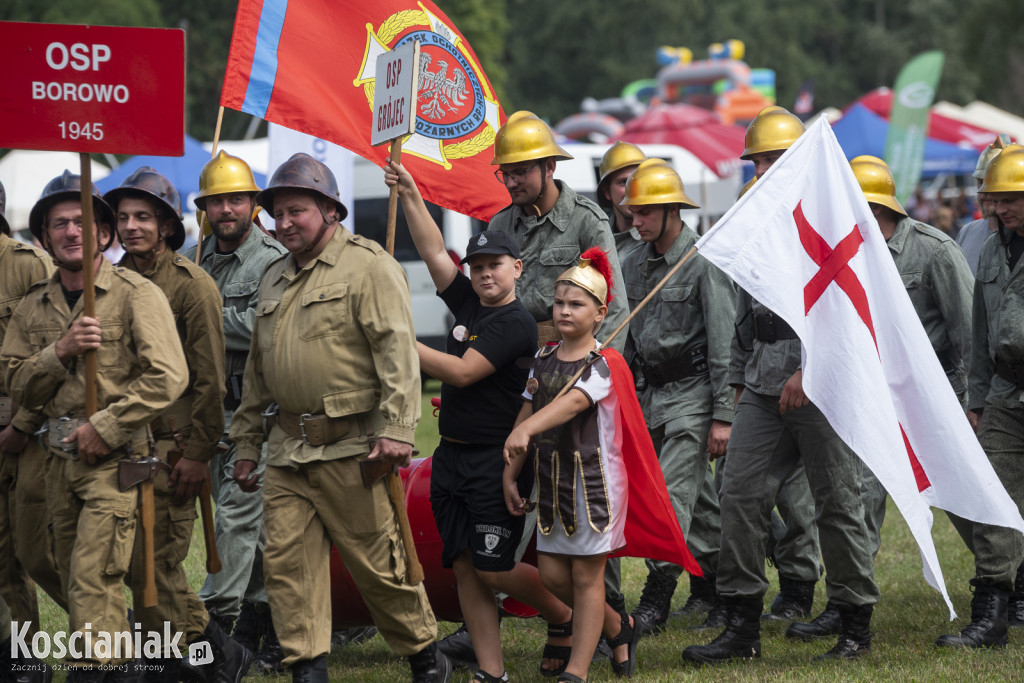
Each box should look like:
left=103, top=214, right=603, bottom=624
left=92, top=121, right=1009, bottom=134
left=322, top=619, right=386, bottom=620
left=2, top=0, right=1021, bottom=143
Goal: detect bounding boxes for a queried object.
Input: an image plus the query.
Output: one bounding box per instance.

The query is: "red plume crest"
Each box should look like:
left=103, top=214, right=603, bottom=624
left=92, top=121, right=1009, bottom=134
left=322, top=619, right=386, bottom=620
left=580, top=247, right=614, bottom=304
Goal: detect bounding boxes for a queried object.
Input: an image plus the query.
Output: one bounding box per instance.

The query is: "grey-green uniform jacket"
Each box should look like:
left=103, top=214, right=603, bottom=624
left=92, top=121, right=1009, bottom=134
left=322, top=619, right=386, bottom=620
left=969, top=230, right=1024, bottom=411
left=623, top=226, right=736, bottom=428
left=488, top=181, right=629, bottom=351
left=613, top=224, right=644, bottom=264
left=184, top=227, right=287, bottom=391
left=887, top=217, right=973, bottom=397
left=729, top=290, right=801, bottom=395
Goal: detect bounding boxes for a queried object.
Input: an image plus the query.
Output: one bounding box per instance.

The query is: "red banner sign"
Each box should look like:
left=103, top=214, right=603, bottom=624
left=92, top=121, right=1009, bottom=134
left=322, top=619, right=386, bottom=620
left=0, top=21, right=185, bottom=155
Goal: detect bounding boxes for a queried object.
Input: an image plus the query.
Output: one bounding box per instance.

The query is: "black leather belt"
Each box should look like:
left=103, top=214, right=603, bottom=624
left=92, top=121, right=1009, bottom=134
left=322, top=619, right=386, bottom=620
left=753, top=313, right=797, bottom=343
left=638, top=345, right=709, bottom=388
left=995, top=358, right=1024, bottom=387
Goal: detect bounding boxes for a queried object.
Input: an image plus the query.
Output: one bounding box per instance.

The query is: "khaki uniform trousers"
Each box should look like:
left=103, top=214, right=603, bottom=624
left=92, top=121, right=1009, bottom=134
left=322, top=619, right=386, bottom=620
left=48, top=454, right=138, bottom=666
left=1, top=437, right=66, bottom=635
left=263, top=458, right=436, bottom=667
left=129, top=439, right=210, bottom=654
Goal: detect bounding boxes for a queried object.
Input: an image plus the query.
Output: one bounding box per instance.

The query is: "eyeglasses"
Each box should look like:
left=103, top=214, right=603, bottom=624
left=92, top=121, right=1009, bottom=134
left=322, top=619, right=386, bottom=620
left=48, top=217, right=84, bottom=232
left=494, top=162, right=540, bottom=185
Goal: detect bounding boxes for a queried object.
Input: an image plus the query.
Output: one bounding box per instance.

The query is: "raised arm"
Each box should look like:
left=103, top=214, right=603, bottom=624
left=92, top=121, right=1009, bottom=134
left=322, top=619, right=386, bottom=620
left=384, top=158, right=458, bottom=292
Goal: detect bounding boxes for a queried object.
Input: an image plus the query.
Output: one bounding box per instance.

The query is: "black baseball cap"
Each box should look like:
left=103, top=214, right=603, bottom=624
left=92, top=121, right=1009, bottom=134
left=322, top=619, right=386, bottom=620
left=460, top=230, right=521, bottom=264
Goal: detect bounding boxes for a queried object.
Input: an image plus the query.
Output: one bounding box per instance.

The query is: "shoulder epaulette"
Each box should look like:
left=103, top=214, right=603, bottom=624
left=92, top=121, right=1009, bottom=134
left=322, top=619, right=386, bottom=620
left=349, top=233, right=386, bottom=254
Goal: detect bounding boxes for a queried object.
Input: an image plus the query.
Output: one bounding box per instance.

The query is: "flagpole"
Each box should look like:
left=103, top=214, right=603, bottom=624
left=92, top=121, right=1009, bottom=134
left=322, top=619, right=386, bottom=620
left=79, top=153, right=98, bottom=416
left=194, top=106, right=226, bottom=263
left=554, top=245, right=699, bottom=399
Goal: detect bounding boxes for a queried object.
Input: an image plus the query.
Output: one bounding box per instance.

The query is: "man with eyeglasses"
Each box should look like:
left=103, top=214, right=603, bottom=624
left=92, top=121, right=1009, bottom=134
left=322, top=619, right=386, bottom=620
left=486, top=111, right=629, bottom=352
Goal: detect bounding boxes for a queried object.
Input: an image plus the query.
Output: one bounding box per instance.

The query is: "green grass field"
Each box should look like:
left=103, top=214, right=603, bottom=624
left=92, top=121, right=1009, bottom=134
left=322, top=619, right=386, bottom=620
left=33, top=382, right=1024, bottom=680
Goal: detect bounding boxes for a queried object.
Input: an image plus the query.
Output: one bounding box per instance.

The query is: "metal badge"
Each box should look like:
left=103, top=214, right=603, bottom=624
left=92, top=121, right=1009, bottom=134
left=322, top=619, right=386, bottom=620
left=453, top=325, right=468, bottom=342
left=526, top=377, right=539, bottom=395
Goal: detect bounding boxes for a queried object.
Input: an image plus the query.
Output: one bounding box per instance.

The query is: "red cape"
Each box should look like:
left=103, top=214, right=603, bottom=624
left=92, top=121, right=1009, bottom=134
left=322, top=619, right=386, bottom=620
left=602, top=349, right=702, bottom=576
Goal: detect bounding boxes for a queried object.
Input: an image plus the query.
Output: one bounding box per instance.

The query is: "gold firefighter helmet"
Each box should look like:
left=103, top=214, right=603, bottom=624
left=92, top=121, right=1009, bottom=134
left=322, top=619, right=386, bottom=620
left=620, top=158, right=699, bottom=210
left=599, top=142, right=646, bottom=184
left=980, top=143, right=1024, bottom=194
left=556, top=247, right=614, bottom=307
left=850, top=155, right=907, bottom=217
left=738, top=177, right=756, bottom=199
left=491, top=111, right=573, bottom=165
left=194, top=150, right=262, bottom=211
left=974, top=134, right=1013, bottom=181
left=741, top=105, right=805, bottom=160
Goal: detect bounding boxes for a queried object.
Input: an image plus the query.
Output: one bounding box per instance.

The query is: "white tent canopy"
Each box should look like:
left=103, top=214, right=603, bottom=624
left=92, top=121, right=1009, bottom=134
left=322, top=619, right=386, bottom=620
left=0, top=151, right=110, bottom=234
left=933, top=100, right=1024, bottom=145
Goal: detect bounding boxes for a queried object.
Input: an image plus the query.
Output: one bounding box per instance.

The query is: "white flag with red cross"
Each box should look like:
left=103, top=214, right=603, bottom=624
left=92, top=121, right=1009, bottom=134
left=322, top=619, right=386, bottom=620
left=697, top=115, right=1024, bottom=618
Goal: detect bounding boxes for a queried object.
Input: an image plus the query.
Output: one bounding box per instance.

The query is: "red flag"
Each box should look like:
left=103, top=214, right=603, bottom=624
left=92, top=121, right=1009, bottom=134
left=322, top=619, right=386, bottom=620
left=221, top=0, right=507, bottom=221
left=603, top=349, right=701, bottom=575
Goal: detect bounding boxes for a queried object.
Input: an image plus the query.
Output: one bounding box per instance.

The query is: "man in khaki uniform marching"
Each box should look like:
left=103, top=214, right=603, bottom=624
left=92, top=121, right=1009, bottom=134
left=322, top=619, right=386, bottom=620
left=103, top=167, right=251, bottom=682
left=230, top=153, right=447, bottom=683
left=186, top=151, right=287, bottom=673
left=1, top=171, right=187, bottom=680
left=0, top=179, right=65, bottom=645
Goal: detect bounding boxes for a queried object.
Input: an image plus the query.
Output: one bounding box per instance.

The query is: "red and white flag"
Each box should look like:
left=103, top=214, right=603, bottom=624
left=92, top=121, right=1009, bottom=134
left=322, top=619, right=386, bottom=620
left=697, top=116, right=1024, bottom=617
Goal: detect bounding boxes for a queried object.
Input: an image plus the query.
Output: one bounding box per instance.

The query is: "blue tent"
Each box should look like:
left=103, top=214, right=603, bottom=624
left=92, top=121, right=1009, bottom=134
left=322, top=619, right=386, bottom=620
left=830, top=104, right=977, bottom=178
left=96, top=135, right=267, bottom=215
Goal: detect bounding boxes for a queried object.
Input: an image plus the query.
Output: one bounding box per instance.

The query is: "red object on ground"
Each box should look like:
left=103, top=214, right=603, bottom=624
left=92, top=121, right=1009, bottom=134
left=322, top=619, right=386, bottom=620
left=329, top=456, right=540, bottom=626
left=851, top=88, right=998, bottom=151
left=615, top=103, right=746, bottom=178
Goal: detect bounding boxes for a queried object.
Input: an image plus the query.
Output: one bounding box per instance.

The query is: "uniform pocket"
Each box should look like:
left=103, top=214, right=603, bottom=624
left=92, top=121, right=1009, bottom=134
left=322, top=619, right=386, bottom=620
left=98, top=318, right=126, bottom=368
left=105, top=505, right=137, bottom=576
left=539, top=246, right=578, bottom=267
left=299, top=283, right=349, bottom=340
left=166, top=501, right=198, bottom=566
left=255, top=299, right=280, bottom=352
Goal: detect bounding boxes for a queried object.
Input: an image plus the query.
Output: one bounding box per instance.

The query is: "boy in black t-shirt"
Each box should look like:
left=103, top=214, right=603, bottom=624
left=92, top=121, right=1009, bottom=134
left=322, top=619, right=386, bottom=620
left=386, top=161, right=573, bottom=682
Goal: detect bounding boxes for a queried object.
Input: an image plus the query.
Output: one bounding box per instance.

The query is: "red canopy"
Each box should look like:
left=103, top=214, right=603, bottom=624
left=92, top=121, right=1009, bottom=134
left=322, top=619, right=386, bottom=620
left=616, top=104, right=746, bottom=178
left=851, top=88, right=998, bottom=151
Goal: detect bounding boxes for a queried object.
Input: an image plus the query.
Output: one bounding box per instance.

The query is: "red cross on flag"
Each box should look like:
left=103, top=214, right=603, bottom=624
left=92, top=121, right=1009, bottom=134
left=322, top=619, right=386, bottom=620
left=697, top=116, right=1024, bottom=617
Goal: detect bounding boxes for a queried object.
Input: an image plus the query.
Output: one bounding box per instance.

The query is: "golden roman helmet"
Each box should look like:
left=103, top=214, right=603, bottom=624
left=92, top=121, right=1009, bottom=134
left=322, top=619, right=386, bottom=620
left=741, top=105, right=805, bottom=160
left=556, top=247, right=613, bottom=307
left=620, top=158, right=699, bottom=210
left=973, top=134, right=1013, bottom=181
left=491, top=111, right=573, bottom=165
left=194, top=150, right=261, bottom=211
left=850, top=155, right=907, bottom=217
left=980, top=143, right=1024, bottom=194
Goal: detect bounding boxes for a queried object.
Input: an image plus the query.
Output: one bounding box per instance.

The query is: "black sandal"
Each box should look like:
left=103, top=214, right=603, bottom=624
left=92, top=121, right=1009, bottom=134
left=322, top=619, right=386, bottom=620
left=540, top=617, right=573, bottom=677
left=557, top=674, right=587, bottom=683
left=607, top=611, right=640, bottom=678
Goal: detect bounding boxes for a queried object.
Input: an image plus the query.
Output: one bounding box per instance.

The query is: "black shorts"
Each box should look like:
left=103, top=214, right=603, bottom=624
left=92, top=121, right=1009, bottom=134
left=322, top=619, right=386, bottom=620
left=429, top=439, right=533, bottom=572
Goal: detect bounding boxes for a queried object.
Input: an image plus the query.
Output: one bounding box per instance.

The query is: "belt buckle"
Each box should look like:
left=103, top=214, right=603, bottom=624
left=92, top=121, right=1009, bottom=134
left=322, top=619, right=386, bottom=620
left=299, top=413, right=313, bottom=445
left=58, top=416, right=80, bottom=460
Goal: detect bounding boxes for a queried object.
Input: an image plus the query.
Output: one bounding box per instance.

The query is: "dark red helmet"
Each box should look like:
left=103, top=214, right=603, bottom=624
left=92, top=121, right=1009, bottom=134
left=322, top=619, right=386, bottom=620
left=103, top=166, right=186, bottom=251
left=29, top=170, right=116, bottom=250
left=256, top=153, right=348, bottom=222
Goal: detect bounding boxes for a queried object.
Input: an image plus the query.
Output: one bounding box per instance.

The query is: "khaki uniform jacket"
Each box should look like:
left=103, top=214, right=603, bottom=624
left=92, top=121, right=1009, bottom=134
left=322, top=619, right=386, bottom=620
left=623, top=226, right=737, bottom=427
left=488, top=181, right=629, bottom=351
left=120, top=249, right=226, bottom=462
left=184, top=227, right=287, bottom=382
left=1, top=258, right=187, bottom=450
left=230, top=227, right=420, bottom=466
left=887, top=217, right=973, bottom=397
left=0, top=234, right=54, bottom=433
left=970, top=230, right=1024, bottom=411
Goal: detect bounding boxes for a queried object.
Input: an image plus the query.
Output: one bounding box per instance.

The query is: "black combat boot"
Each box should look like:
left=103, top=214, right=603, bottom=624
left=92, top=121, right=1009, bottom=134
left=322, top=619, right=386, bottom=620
left=815, top=604, right=872, bottom=660
left=630, top=570, right=678, bottom=636
left=408, top=643, right=452, bottom=683
left=188, top=617, right=254, bottom=683
left=435, top=622, right=476, bottom=667
left=681, top=596, right=762, bottom=664
left=1009, top=563, right=1024, bottom=628
left=694, top=599, right=727, bottom=632
left=786, top=601, right=842, bottom=641
left=140, top=657, right=180, bottom=683
left=1, top=635, right=54, bottom=683
left=252, top=617, right=284, bottom=674
left=935, top=581, right=1009, bottom=648
left=674, top=573, right=717, bottom=616
left=231, top=601, right=265, bottom=654
left=762, top=576, right=815, bottom=621
left=290, top=655, right=327, bottom=683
